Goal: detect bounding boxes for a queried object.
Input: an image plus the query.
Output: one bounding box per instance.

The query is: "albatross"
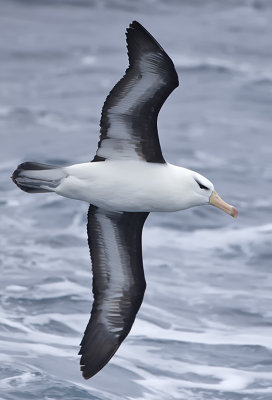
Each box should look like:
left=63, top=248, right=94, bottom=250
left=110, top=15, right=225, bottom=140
left=12, top=21, right=238, bottom=379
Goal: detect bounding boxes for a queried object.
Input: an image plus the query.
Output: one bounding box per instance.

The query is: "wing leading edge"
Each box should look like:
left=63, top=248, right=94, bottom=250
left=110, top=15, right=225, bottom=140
left=79, top=205, right=149, bottom=379
left=92, top=20, right=179, bottom=163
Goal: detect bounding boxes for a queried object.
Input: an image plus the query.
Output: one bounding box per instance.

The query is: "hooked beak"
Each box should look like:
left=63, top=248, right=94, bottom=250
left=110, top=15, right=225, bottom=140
left=209, top=190, right=238, bottom=218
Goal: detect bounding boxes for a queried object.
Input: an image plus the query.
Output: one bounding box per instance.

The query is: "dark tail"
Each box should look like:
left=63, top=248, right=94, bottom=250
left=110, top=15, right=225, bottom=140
left=12, top=162, right=66, bottom=193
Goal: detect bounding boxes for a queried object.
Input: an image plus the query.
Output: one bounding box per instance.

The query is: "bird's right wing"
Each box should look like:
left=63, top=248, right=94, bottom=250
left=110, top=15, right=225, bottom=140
left=92, top=21, right=179, bottom=163
left=79, top=205, right=149, bottom=379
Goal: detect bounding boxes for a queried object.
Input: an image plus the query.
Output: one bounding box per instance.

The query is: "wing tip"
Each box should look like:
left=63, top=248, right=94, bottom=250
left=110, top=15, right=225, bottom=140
left=125, top=20, right=159, bottom=48
left=79, top=355, right=99, bottom=380
left=126, top=20, right=140, bottom=33
left=126, top=20, right=160, bottom=46
left=125, top=20, right=179, bottom=88
left=128, top=20, right=142, bottom=30
left=80, top=364, right=96, bottom=380
left=78, top=342, right=121, bottom=380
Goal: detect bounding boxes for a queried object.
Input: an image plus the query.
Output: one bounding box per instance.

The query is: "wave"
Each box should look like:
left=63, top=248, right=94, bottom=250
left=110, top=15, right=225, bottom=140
left=174, top=55, right=272, bottom=83
left=116, top=340, right=272, bottom=397
left=0, top=106, right=81, bottom=132
left=144, top=223, right=272, bottom=257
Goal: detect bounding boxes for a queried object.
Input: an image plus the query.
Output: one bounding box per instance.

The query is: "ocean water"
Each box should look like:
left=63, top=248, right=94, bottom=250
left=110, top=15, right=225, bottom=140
left=1, top=0, right=272, bottom=399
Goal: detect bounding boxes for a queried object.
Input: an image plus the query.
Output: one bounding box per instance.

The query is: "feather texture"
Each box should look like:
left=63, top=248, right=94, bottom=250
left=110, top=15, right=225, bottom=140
left=93, top=21, right=179, bottom=163
left=79, top=205, right=148, bottom=379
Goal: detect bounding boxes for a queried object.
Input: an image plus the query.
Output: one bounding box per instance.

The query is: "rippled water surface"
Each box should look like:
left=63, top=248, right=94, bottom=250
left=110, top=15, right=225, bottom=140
left=1, top=1, right=272, bottom=399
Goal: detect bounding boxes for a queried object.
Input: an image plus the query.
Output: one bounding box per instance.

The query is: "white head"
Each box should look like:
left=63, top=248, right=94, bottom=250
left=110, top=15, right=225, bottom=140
left=182, top=169, right=238, bottom=218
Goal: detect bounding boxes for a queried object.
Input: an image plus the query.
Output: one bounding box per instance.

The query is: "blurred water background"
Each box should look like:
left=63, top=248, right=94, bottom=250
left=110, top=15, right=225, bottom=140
left=1, top=0, right=272, bottom=399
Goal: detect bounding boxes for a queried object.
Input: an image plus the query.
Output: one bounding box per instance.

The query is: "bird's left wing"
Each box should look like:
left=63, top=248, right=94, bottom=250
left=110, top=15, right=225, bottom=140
left=79, top=205, right=149, bottom=379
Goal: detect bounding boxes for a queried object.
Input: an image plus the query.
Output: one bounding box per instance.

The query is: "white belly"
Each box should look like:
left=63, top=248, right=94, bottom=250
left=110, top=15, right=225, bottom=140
left=56, top=160, right=193, bottom=212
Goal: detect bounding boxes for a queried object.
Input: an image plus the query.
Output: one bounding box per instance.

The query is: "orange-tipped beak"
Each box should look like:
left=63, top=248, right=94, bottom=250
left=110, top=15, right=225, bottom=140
left=209, top=190, right=238, bottom=218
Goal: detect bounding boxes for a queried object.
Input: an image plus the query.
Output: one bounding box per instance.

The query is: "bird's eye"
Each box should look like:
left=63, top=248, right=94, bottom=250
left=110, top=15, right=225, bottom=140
left=195, top=179, right=209, bottom=191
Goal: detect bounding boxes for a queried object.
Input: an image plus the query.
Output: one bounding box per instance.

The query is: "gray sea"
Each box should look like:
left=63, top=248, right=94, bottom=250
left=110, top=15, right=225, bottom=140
left=1, top=0, right=272, bottom=399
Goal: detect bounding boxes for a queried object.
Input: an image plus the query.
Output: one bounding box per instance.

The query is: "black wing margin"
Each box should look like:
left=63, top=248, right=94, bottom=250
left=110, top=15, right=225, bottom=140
left=92, top=21, right=179, bottom=163
left=79, top=205, right=149, bottom=379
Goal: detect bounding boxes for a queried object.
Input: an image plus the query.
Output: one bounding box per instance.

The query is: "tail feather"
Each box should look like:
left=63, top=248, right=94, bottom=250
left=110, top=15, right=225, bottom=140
left=12, top=162, right=66, bottom=193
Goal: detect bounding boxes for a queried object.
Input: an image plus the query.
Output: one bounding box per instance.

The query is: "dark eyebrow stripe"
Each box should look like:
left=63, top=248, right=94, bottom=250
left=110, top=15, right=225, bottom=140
left=195, top=179, right=209, bottom=190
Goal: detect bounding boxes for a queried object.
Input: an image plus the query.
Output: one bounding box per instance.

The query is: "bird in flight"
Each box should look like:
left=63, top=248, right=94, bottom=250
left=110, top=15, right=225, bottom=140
left=12, top=21, right=238, bottom=379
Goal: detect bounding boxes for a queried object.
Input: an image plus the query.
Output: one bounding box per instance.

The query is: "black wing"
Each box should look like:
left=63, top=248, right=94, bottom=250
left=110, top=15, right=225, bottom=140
left=79, top=205, right=149, bottom=379
left=92, top=20, right=179, bottom=163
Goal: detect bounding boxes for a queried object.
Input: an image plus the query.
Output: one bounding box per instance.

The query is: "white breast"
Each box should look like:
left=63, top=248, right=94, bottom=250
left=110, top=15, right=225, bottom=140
left=56, top=160, right=194, bottom=212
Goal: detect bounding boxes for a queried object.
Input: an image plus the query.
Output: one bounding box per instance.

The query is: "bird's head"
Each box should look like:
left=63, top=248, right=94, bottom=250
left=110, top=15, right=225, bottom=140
left=186, top=170, right=238, bottom=218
